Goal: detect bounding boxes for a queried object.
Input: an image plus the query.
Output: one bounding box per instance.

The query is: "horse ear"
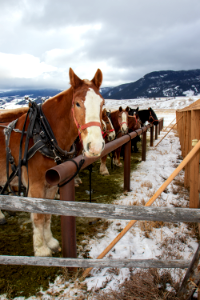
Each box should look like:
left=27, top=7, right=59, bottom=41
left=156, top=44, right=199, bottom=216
left=91, top=69, right=103, bottom=89
left=119, top=106, right=122, bottom=112
left=69, top=68, right=83, bottom=89
left=137, top=107, right=139, bottom=111
left=103, top=108, right=108, bottom=118
left=125, top=106, right=130, bottom=112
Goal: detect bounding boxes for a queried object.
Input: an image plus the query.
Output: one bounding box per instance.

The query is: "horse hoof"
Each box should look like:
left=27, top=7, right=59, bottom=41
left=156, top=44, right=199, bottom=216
left=115, top=162, right=122, bottom=167
left=47, top=238, right=60, bottom=253
left=100, top=170, right=110, bottom=176
left=0, top=218, right=7, bottom=225
left=35, top=246, right=52, bottom=257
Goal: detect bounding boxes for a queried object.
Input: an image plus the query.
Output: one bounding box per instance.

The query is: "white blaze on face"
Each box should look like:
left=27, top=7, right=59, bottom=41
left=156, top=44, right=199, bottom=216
left=108, top=116, right=116, bottom=140
left=83, top=88, right=105, bottom=156
left=102, top=119, right=106, bottom=132
left=121, top=112, right=128, bottom=133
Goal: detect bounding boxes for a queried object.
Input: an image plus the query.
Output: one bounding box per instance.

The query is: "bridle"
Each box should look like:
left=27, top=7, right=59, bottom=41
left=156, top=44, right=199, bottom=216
left=102, top=113, right=115, bottom=139
left=71, top=94, right=102, bottom=143
left=116, top=110, right=129, bottom=137
left=148, top=108, right=158, bottom=124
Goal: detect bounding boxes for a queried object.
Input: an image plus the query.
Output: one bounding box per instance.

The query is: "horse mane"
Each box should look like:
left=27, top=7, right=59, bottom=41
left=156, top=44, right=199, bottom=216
left=0, top=107, right=29, bottom=123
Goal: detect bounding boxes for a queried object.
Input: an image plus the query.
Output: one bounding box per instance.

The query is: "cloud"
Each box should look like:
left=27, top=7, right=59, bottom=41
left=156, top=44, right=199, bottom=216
left=0, top=0, right=200, bottom=90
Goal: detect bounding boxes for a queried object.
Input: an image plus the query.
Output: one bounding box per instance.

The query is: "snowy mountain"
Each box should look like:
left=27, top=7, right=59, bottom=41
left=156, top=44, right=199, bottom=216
left=101, top=69, right=200, bottom=99
left=0, top=70, right=200, bottom=109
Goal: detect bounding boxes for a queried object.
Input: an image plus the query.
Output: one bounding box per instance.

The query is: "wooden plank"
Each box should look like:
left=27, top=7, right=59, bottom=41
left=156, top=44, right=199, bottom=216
left=0, top=255, right=190, bottom=269
left=190, top=110, right=200, bottom=208
left=1, top=195, right=200, bottom=223
left=184, top=111, right=190, bottom=188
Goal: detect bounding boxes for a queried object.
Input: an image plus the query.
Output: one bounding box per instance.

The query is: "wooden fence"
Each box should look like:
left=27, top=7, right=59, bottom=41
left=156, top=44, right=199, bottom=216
left=0, top=194, right=197, bottom=270
left=1, top=117, right=200, bottom=298
left=176, top=99, right=200, bottom=209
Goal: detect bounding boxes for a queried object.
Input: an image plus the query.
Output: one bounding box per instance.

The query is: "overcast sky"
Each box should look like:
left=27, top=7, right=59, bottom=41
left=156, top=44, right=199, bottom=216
left=0, top=0, right=200, bottom=90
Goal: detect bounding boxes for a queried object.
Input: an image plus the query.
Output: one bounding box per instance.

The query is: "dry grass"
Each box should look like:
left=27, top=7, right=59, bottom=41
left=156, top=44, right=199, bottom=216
left=92, top=269, right=181, bottom=300
left=138, top=221, right=164, bottom=238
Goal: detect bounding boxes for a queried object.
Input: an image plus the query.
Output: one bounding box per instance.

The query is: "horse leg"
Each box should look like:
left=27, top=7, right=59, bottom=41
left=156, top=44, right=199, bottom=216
left=74, top=174, right=82, bottom=187
left=30, top=185, right=59, bottom=257
left=0, top=210, right=6, bottom=225
left=113, top=148, right=122, bottom=167
left=31, top=212, right=52, bottom=256
left=100, top=155, right=109, bottom=175
left=44, top=214, right=61, bottom=253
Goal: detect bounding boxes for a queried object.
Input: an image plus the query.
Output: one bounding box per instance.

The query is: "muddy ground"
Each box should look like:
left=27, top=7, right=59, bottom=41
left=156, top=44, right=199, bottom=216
left=0, top=139, right=146, bottom=298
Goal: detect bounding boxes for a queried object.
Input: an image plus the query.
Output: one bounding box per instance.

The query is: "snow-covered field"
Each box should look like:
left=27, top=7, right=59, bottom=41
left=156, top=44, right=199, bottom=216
left=1, top=94, right=200, bottom=299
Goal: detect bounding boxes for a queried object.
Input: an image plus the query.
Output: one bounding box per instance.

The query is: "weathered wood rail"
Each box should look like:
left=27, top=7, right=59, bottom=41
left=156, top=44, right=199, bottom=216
left=0, top=255, right=190, bottom=269
left=1, top=195, right=200, bottom=223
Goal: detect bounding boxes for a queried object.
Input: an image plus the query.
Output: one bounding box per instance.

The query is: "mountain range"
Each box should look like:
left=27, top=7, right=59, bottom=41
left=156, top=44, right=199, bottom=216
left=0, top=70, right=199, bottom=107
left=100, top=69, right=200, bottom=99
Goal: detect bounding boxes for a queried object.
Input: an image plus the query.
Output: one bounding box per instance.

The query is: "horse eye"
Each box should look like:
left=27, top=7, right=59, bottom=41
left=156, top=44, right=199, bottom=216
left=106, top=122, right=109, bottom=124
left=76, top=102, right=80, bottom=107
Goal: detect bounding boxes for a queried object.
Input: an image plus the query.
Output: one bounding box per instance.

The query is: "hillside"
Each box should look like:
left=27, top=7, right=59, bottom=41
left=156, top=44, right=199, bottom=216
left=101, top=69, right=200, bottom=99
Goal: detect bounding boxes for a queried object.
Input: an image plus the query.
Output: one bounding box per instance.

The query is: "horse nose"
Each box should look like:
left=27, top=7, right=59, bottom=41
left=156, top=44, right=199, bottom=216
left=87, top=141, right=105, bottom=156
left=87, top=142, right=91, bottom=152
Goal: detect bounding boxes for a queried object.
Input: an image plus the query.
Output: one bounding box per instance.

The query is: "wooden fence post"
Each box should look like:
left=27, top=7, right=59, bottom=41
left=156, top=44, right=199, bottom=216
left=142, top=130, right=146, bottom=161
left=59, top=179, right=77, bottom=270
left=184, top=111, right=191, bottom=188
left=155, top=125, right=158, bottom=140
left=150, top=125, right=154, bottom=147
left=189, top=110, right=200, bottom=208
left=124, top=140, right=131, bottom=192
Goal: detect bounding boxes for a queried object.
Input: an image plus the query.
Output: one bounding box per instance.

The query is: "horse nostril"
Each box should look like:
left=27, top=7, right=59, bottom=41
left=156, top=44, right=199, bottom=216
left=87, top=142, right=91, bottom=152
left=102, top=142, right=105, bottom=150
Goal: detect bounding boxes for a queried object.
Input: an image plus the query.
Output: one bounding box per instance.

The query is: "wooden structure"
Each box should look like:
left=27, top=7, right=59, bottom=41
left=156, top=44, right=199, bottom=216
left=46, top=120, right=163, bottom=259
left=176, top=99, right=200, bottom=208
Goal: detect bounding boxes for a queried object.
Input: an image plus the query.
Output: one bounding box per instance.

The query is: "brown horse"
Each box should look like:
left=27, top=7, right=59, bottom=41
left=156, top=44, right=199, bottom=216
left=0, top=68, right=105, bottom=257
left=113, top=114, right=139, bottom=167
left=100, top=107, right=129, bottom=173
left=99, top=108, right=116, bottom=175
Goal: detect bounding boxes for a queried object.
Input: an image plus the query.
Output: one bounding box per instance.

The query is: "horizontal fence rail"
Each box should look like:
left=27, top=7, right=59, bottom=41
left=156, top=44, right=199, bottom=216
left=0, top=255, right=190, bottom=269
left=45, top=122, right=156, bottom=186
left=1, top=195, right=200, bottom=223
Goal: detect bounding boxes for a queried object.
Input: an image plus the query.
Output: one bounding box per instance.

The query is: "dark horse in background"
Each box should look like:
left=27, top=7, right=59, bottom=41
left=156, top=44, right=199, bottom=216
left=128, top=107, right=158, bottom=152
left=129, top=107, right=158, bottom=127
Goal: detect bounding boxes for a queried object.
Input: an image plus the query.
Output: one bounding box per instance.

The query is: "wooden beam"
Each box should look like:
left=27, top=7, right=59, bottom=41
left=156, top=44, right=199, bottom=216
left=190, top=111, right=200, bottom=208
left=1, top=195, right=200, bottom=223
left=0, top=255, right=190, bottom=269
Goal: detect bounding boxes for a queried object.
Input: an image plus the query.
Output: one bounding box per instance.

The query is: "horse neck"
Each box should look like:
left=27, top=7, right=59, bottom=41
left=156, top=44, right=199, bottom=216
left=138, top=110, right=149, bottom=124
left=128, top=116, right=136, bottom=130
left=42, top=88, right=78, bottom=151
left=110, top=111, right=120, bottom=132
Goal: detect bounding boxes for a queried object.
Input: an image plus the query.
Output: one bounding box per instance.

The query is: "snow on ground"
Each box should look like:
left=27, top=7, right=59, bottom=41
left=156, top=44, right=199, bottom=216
left=0, top=95, right=200, bottom=299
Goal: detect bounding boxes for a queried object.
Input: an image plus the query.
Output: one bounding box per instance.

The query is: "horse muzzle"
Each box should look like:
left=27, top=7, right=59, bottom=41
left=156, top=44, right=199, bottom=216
left=85, top=141, right=105, bottom=157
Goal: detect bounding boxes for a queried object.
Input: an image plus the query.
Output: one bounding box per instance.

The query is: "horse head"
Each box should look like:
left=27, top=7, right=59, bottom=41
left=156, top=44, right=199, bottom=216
left=69, top=68, right=105, bottom=157
left=118, top=106, right=129, bottom=134
left=102, top=108, right=116, bottom=142
left=110, top=106, right=129, bottom=136
left=148, top=107, right=158, bottom=125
